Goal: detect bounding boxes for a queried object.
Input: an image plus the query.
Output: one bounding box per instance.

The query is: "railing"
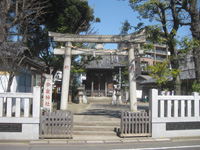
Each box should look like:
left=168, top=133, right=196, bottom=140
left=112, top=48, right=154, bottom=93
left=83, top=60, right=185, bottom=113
left=156, top=50, right=167, bottom=54
left=120, top=111, right=151, bottom=137
left=155, top=57, right=165, bottom=61
left=40, top=110, right=73, bottom=139
left=0, top=86, right=40, bottom=140
left=150, top=89, right=200, bottom=138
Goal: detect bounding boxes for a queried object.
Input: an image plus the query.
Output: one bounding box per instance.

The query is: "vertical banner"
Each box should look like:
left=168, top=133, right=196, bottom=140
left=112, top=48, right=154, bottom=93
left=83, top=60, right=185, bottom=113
left=43, top=74, right=53, bottom=111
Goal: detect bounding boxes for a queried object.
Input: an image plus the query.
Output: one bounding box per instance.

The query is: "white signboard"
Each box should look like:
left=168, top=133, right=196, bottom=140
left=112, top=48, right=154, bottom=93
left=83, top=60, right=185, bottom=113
left=136, top=90, right=142, bottom=99
left=43, top=74, right=53, bottom=111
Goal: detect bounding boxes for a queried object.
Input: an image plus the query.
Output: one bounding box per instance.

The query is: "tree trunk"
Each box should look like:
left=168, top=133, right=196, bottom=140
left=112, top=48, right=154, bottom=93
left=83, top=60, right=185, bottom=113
left=193, top=46, right=200, bottom=82
left=189, top=0, right=200, bottom=82
left=174, top=75, right=181, bottom=95
left=158, top=84, right=162, bottom=95
left=168, top=42, right=182, bottom=95
left=6, top=73, right=15, bottom=92
left=0, top=1, right=7, bottom=42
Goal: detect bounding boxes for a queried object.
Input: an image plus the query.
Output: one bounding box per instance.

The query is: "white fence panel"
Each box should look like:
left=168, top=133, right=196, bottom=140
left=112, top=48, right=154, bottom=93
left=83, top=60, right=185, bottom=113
left=150, top=89, right=200, bottom=138
left=0, top=86, right=41, bottom=140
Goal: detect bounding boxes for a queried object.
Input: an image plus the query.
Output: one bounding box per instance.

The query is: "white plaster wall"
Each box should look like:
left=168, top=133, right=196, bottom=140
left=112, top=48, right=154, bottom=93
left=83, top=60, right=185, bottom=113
left=152, top=122, right=200, bottom=138
left=0, top=124, right=39, bottom=140
left=0, top=72, right=31, bottom=93
left=0, top=75, right=8, bottom=92
left=0, top=75, right=18, bottom=92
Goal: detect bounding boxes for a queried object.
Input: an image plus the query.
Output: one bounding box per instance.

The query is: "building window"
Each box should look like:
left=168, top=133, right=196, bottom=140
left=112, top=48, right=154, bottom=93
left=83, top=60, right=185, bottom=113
left=18, top=72, right=31, bottom=92
left=19, top=73, right=26, bottom=86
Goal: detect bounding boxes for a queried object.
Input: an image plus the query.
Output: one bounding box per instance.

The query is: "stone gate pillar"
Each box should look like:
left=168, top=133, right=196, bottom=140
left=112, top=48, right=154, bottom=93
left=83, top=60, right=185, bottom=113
left=128, top=43, right=137, bottom=111
left=60, top=42, right=72, bottom=111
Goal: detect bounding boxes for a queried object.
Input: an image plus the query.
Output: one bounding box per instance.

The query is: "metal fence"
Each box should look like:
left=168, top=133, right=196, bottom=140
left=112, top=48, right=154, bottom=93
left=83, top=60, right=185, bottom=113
left=40, top=110, right=73, bottom=139
left=120, top=111, right=151, bottom=137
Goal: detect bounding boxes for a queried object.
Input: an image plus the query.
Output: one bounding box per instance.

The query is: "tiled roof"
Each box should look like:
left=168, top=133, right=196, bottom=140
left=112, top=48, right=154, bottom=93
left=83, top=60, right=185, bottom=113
left=86, top=55, right=127, bottom=69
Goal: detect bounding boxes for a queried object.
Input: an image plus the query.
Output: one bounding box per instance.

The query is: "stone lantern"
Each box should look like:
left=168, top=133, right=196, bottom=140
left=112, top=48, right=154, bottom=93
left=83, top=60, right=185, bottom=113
left=112, top=85, right=122, bottom=105
left=77, top=86, right=84, bottom=104
left=115, top=86, right=122, bottom=105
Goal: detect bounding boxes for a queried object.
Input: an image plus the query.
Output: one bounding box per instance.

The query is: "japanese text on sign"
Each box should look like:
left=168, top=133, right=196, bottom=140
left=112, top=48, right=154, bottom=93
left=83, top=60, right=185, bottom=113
left=43, top=74, right=53, bottom=111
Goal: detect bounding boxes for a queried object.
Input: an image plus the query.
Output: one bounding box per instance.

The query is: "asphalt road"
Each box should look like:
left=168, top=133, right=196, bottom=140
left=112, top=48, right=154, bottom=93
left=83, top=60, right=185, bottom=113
left=0, top=139, right=200, bottom=150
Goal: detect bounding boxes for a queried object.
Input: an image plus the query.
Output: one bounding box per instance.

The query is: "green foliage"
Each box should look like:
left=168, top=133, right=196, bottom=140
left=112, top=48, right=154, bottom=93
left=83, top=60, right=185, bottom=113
left=148, top=59, right=180, bottom=90
left=142, top=43, right=154, bottom=51
left=120, top=21, right=144, bottom=35
left=179, top=37, right=200, bottom=54
left=145, top=25, right=166, bottom=44
left=71, top=66, right=85, bottom=74
left=44, top=0, right=97, bottom=34
left=192, top=80, right=200, bottom=93
left=120, top=20, right=131, bottom=35
left=134, top=22, right=145, bottom=31
left=27, top=0, right=100, bottom=76
left=129, top=0, right=169, bottom=22
left=121, top=65, right=129, bottom=84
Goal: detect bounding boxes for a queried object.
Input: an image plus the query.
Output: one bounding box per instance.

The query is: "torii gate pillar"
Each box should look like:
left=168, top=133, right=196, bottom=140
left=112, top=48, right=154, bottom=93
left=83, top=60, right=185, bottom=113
left=128, top=44, right=137, bottom=112
left=60, top=42, right=72, bottom=111
left=49, top=31, right=146, bottom=111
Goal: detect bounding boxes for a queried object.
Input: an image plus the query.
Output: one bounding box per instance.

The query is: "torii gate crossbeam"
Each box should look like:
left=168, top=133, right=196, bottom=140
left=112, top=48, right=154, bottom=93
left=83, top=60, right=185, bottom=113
left=49, top=31, right=146, bottom=112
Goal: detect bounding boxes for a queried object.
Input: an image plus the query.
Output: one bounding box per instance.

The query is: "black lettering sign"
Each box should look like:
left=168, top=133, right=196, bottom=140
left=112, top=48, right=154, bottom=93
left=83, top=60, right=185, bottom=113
left=166, top=122, right=200, bottom=130
left=0, top=123, right=22, bottom=132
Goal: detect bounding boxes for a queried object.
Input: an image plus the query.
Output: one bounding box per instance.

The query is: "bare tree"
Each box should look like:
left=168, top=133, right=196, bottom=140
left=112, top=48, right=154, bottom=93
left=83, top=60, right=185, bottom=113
left=0, top=0, right=50, bottom=92
left=0, top=42, right=30, bottom=92
left=0, top=0, right=50, bottom=42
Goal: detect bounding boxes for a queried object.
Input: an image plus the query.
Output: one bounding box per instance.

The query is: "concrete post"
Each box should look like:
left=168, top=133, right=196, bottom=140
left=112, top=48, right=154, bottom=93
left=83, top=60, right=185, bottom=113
left=60, top=42, right=72, bottom=111
left=150, top=89, right=158, bottom=119
left=128, top=44, right=137, bottom=111
left=193, top=92, right=199, bottom=117
left=33, top=86, right=41, bottom=118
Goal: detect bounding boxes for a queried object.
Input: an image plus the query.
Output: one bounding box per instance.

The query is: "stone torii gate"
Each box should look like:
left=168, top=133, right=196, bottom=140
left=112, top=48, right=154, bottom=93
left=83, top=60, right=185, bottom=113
left=49, top=31, right=146, bottom=111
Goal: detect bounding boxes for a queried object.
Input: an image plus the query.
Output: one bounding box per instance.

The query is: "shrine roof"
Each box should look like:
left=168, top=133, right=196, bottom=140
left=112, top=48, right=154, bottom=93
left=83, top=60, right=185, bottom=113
left=85, top=55, right=127, bottom=69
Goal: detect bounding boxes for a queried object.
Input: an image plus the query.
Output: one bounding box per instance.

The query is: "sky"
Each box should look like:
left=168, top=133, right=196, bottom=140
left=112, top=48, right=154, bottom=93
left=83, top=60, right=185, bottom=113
left=87, top=0, right=140, bottom=35
left=87, top=0, right=193, bottom=49
left=87, top=0, right=143, bottom=49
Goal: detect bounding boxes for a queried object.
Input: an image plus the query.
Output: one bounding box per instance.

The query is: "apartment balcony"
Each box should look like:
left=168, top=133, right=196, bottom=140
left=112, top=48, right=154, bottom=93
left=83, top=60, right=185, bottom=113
left=155, top=57, right=165, bottom=61
left=155, top=50, right=167, bottom=55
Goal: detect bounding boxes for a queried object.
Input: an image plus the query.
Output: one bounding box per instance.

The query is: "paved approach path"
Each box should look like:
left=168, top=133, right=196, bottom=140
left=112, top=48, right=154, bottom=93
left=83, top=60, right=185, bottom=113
left=65, top=97, right=150, bottom=140
left=67, top=97, right=149, bottom=122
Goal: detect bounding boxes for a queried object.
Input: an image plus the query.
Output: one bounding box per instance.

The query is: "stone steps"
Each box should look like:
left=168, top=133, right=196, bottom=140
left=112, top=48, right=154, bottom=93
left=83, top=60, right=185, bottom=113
left=87, top=97, right=112, bottom=104
left=74, top=126, right=114, bottom=131
left=73, top=131, right=117, bottom=136
left=73, top=121, right=120, bottom=137
left=74, top=121, right=120, bottom=126
left=72, top=97, right=120, bottom=137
